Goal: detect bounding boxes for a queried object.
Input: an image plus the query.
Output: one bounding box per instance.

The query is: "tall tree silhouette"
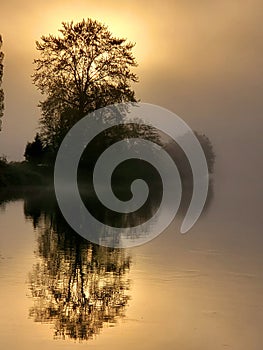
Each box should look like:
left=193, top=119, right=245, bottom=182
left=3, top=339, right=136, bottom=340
left=33, top=19, right=138, bottom=150
left=24, top=133, right=45, bottom=165
left=0, top=35, right=4, bottom=130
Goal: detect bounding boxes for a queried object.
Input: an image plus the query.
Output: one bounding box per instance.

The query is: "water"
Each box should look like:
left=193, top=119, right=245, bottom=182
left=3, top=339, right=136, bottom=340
left=0, top=185, right=263, bottom=350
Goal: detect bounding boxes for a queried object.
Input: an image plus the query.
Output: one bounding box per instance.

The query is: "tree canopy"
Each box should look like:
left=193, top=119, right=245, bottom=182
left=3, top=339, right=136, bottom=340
left=33, top=19, right=138, bottom=149
left=24, top=133, right=45, bottom=165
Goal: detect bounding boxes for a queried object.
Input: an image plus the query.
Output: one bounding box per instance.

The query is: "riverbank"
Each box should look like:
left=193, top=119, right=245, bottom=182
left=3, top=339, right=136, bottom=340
left=0, top=160, right=53, bottom=187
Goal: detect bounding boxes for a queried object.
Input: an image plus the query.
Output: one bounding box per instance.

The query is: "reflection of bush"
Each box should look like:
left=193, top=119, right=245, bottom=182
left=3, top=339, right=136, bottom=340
left=26, top=193, right=131, bottom=341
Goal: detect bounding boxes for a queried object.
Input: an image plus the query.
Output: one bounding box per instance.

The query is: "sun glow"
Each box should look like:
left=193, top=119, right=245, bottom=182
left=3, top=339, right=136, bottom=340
left=36, top=4, right=151, bottom=67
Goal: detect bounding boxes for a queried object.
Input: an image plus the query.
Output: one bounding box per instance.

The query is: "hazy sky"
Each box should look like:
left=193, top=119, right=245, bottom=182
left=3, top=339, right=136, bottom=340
left=1, top=5, right=263, bottom=345
left=0, top=0, right=263, bottom=212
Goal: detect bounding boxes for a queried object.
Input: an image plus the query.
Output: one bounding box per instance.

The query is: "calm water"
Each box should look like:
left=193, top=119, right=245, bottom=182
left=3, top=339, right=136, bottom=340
left=0, top=183, right=263, bottom=350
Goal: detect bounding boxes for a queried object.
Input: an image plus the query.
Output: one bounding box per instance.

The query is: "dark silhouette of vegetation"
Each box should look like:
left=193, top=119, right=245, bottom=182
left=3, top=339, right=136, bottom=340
left=0, top=35, right=4, bottom=130
left=164, top=131, right=215, bottom=178
left=24, top=133, right=46, bottom=165
left=24, top=19, right=161, bottom=168
left=195, top=132, right=215, bottom=174
left=1, top=19, right=215, bottom=197
left=0, top=156, right=48, bottom=187
left=33, top=19, right=138, bottom=154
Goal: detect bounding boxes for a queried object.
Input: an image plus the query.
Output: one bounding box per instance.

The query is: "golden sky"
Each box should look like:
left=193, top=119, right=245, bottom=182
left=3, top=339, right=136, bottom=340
left=0, top=0, right=263, bottom=167
left=1, top=4, right=263, bottom=347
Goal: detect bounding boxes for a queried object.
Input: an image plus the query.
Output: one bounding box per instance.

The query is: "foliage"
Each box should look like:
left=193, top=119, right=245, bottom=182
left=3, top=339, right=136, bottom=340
left=33, top=19, right=138, bottom=150
left=164, top=132, right=215, bottom=176
left=195, top=132, right=215, bottom=174
left=0, top=161, right=46, bottom=187
left=24, top=133, right=46, bottom=165
left=0, top=154, right=7, bottom=166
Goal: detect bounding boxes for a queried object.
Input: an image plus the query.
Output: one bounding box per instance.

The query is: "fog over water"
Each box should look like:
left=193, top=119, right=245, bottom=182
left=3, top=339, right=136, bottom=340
left=1, top=1, right=262, bottom=207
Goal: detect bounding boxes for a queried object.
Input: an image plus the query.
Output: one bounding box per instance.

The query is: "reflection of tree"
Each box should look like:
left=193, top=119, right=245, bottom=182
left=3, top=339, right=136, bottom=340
left=25, top=192, right=131, bottom=341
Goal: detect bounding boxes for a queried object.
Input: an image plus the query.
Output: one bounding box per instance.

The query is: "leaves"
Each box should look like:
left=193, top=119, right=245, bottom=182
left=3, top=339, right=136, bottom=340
left=32, top=19, right=138, bottom=148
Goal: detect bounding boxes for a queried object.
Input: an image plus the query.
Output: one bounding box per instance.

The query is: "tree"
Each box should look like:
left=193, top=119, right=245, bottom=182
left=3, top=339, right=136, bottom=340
left=24, top=133, right=45, bottom=165
left=0, top=35, right=4, bottom=130
left=33, top=19, right=138, bottom=150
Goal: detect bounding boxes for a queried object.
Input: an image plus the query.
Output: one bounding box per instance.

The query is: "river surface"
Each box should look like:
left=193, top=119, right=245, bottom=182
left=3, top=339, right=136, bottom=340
left=0, top=178, right=263, bottom=350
